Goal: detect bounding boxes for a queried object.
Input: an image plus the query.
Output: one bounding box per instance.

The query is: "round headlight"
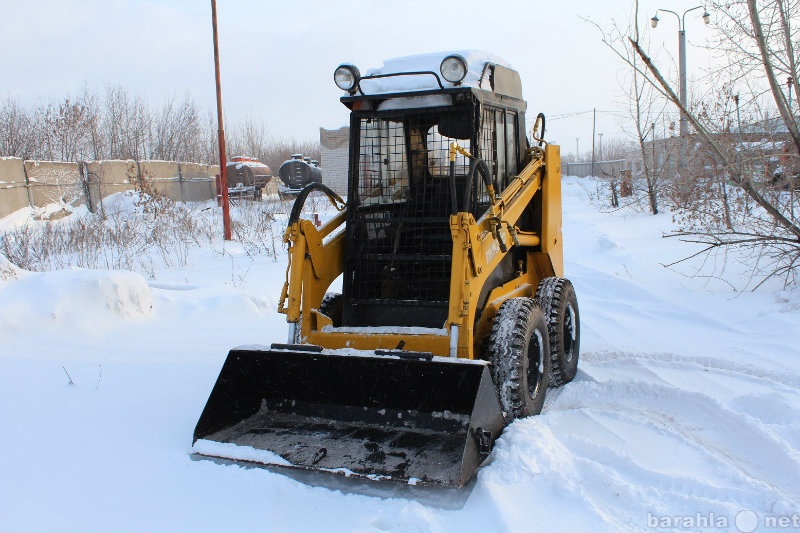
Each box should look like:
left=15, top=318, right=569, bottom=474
left=334, top=64, right=360, bottom=92
left=440, top=54, right=468, bottom=84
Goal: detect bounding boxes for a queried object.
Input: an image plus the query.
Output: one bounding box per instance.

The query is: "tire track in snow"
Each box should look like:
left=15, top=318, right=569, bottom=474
left=583, top=350, right=800, bottom=390
left=480, top=420, right=634, bottom=531
left=570, top=261, right=736, bottom=334
left=536, top=354, right=800, bottom=522
left=479, top=351, right=800, bottom=530
left=583, top=351, right=800, bottom=475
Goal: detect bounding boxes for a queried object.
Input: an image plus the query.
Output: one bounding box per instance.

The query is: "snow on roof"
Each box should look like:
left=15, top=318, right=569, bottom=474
left=355, top=50, right=512, bottom=95
left=228, top=161, right=269, bottom=168
left=227, top=156, right=270, bottom=170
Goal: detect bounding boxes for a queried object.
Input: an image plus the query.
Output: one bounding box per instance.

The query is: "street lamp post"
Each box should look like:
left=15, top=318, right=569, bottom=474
left=651, top=6, right=710, bottom=176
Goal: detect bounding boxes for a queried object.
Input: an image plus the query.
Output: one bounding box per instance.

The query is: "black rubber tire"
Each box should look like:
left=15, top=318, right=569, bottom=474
left=536, top=277, right=580, bottom=387
left=291, top=320, right=302, bottom=343
left=487, top=297, right=551, bottom=422
left=319, top=292, right=342, bottom=327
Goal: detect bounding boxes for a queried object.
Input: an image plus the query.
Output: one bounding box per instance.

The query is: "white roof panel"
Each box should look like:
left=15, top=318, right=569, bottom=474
left=354, top=50, right=512, bottom=95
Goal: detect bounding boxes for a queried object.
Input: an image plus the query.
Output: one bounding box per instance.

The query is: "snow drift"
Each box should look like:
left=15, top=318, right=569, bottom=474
left=0, top=267, right=152, bottom=333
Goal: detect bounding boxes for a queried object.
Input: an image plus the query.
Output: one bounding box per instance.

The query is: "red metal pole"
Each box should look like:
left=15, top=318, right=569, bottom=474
left=211, top=0, right=232, bottom=240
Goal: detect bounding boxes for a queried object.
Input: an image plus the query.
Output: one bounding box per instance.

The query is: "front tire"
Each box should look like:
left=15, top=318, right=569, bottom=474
left=536, top=277, right=580, bottom=387
left=487, top=297, right=551, bottom=422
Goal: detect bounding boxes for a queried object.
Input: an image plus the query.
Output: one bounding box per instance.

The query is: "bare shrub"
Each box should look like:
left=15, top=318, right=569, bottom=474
left=1, top=193, right=215, bottom=277
left=229, top=198, right=286, bottom=260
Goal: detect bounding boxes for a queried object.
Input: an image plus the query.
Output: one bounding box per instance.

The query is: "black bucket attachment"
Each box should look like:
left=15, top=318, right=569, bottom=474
left=193, top=345, right=505, bottom=487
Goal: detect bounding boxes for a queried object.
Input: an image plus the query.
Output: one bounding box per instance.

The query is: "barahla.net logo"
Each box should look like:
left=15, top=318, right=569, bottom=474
left=647, top=510, right=800, bottom=531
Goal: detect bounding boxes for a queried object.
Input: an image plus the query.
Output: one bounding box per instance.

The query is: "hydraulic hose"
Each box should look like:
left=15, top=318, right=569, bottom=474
left=449, top=159, right=458, bottom=215
left=462, top=158, right=493, bottom=213
left=288, top=182, right=346, bottom=225
left=533, top=112, right=546, bottom=147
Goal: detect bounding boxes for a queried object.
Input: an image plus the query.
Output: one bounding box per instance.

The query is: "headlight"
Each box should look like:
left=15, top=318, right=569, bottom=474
left=334, top=64, right=360, bottom=92
left=440, top=55, right=468, bottom=84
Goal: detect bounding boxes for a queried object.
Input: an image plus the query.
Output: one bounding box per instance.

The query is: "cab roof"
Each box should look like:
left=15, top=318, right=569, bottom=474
left=339, top=50, right=524, bottom=107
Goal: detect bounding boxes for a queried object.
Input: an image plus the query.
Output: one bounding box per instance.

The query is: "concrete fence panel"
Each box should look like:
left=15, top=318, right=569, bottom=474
left=138, top=160, right=181, bottom=199
left=24, top=161, right=83, bottom=208
left=85, top=160, right=138, bottom=210
left=0, top=157, right=30, bottom=219
left=179, top=162, right=219, bottom=180
left=179, top=162, right=219, bottom=202
left=1, top=159, right=222, bottom=219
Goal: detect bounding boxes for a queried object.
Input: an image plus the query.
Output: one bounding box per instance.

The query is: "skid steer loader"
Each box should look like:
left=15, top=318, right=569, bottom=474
left=193, top=51, right=580, bottom=487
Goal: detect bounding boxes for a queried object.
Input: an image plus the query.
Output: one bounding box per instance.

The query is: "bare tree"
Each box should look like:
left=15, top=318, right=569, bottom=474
left=0, top=86, right=318, bottom=172
left=43, top=90, right=99, bottom=161
left=628, top=3, right=663, bottom=214
left=227, top=116, right=270, bottom=162
left=586, top=12, right=667, bottom=214
left=631, top=32, right=800, bottom=286
left=81, top=88, right=104, bottom=160
left=708, top=0, right=800, bottom=172
left=592, top=0, right=800, bottom=286
left=151, top=93, right=203, bottom=161
left=0, top=97, right=35, bottom=158
left=103, top=85, right=152, bottom=161
left=201, top=110, right=219, bottom=164
left=746, top=0, right=800, bottom=150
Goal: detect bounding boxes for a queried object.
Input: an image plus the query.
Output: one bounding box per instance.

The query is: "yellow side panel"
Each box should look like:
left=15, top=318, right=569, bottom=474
left=306, top=330, right=450, bottom=357
left=541, top=144, right=563, bottom=277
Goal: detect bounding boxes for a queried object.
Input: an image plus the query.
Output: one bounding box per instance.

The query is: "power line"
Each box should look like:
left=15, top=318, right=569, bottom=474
left=547, top=109, right=619, bottom=120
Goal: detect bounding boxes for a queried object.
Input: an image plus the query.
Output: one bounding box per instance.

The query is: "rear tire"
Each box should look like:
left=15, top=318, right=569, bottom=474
left=536, top=277, right=580, bottom=387
left=292, top=292, right=342, bottom=343
left=487, top=297, right=551, bottom=422
left=319, top=292, right=342, bottom=327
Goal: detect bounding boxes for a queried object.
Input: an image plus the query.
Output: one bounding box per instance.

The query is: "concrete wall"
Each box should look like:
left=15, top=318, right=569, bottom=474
left=139, top=160, right=181, bottom=199
left=561, top=159, right=628, bottom=179
left=0, top=157, right=30, bottom=219
left=179, top=162, right=220, bottom=202
left=0, top=158, right=221, bottom=220
left=24, top=161, right=84, bottom=208
left=85, top=160, right=139, bottom=210
left=320, top=126, right=349, bottom=196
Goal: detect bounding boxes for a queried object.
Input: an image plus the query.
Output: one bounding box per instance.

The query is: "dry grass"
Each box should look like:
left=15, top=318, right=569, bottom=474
left=0, top=190, right=304, bottom=279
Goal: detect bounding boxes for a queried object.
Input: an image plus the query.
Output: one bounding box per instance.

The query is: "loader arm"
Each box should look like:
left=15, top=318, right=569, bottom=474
left=278, top=209, right=346, bottom=336
left=446, top=143, right=562, bottom=358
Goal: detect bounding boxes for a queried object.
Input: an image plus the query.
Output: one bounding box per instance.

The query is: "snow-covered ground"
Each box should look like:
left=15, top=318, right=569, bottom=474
left=1, top=177, right=798, bottom=532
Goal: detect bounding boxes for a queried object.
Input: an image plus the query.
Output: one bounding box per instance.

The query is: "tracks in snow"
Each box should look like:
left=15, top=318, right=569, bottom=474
left=482, top=350, right=800, bottom=530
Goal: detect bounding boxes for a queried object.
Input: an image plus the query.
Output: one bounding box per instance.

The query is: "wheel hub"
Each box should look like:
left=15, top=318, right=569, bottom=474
left=527, top=329, right=544, bottom=399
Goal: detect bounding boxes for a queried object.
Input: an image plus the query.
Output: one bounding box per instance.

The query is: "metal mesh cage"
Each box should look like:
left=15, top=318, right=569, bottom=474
left=342, top=104, right=519, bottom=328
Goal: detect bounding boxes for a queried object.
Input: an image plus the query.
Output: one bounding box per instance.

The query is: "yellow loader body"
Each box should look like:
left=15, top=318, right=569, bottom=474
left=193, top=52, right=579, bottom=487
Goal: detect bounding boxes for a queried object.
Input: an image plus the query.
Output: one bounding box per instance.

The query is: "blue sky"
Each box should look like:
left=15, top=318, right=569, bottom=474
left=1, top=0, right=716, bottom=156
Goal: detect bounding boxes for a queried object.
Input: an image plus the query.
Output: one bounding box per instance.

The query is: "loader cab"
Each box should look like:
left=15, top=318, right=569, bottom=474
left=334, top=52, right=531, bottom=328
